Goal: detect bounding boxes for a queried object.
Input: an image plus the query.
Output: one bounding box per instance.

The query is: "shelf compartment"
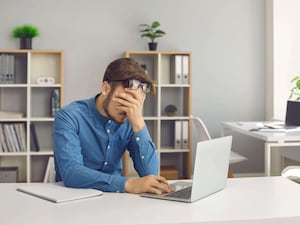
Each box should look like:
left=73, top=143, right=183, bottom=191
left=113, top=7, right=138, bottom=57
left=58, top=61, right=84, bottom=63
left=0, top=52, right=28, bottom=85
left=144, top=120, right=158, bottom=146
left=160, top=54, right=190, bottom=85
left=30, top=155, right=50, bottom=182
left=0, top=87, right=27, bottom=117
left=0, top=155, right=27, bottom=182
left=30, top=52, right=63, bottom=85
left=143, top=93, right=158, bottom=117
left=31, top=87, right=61, bottom=117
left=160, top=120, right=190, bottom=150
left=160, top=87, right=190, bottom=117
left=160, top=152, right=184, bottom=179
left=124, top=52, right=158, bottom=82
left=29, top=121, right=53, bottom=152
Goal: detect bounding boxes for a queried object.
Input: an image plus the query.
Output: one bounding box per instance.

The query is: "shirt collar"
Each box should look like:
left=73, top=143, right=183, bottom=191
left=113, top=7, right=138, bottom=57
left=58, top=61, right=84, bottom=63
left=90, top=93, right=110, bottom=125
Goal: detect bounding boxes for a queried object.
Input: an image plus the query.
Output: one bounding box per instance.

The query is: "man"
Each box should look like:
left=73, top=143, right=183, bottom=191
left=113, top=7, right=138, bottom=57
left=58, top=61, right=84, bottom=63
left=53, top=58, right=173, bottom=194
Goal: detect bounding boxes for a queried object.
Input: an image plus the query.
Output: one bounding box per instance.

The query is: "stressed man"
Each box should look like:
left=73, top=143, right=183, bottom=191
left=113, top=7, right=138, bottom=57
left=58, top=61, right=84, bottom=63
left=53, top=58, right=173, bottom=194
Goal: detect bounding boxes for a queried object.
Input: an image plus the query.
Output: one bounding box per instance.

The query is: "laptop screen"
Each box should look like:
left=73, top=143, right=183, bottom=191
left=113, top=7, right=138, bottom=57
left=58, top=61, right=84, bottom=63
left=285, top=101, right=300, bottom=126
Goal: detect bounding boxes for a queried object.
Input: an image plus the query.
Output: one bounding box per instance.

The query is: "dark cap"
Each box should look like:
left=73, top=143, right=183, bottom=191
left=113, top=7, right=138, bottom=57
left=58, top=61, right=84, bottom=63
left=103, top=58, right=155, bottom=94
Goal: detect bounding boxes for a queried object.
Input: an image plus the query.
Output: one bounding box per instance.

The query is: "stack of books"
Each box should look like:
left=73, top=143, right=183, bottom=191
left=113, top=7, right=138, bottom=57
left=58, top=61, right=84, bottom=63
left=0, top=123, right=26, bottom=152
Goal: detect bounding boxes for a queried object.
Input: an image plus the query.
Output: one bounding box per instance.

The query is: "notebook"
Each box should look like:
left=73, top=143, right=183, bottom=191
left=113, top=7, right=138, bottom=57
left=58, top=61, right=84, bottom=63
left=141, top=136, right=232, bottom=203
left=17, top=182, right=103, bottom=203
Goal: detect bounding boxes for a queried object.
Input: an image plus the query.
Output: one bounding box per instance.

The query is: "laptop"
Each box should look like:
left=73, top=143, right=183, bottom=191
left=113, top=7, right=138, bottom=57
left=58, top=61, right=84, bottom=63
left=141, top=135, right=232, bottom=203
left=285, top=101, right=300, bottom=126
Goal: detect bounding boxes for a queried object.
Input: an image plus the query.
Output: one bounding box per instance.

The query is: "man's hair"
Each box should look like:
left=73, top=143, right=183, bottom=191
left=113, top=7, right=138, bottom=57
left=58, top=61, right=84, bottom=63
left=103, top=58, right=155, bottom=94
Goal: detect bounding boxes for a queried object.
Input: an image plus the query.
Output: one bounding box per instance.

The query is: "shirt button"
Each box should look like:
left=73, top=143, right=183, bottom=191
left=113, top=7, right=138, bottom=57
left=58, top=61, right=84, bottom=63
left=107, top=145, right=110, bottom=150
left=107, top=129, right=110, bottom=133
left=141, top=155, right=144, bottom=159
left=135, top=137, right=140, bottom=142
left=104, top=162, right=108, bottom=165
left=108, top=120, right=111, bottom=123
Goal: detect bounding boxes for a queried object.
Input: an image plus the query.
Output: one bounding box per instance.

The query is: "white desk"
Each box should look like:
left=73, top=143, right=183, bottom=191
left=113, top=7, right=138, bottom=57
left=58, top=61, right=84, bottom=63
left=1, top=177, right=300, bottom=225
left=221, top=122, right=300, bottom=176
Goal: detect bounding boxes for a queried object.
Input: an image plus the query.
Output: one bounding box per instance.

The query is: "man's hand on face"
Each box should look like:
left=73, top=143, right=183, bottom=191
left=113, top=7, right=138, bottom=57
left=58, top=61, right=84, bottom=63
left=125, top=175, right=174, bottom=194
left=112, top=88, right=146, bottom=132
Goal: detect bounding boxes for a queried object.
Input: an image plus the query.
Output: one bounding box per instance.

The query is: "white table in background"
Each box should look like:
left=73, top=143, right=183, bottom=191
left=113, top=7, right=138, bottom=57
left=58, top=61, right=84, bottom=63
left=221, top=121, right=300, bottom=176
left=1, top=177, right=300, bottom=225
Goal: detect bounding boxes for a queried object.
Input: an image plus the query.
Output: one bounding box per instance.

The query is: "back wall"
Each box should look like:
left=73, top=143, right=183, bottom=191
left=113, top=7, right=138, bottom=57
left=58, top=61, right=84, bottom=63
left=0, top=0, right=266, bottom=174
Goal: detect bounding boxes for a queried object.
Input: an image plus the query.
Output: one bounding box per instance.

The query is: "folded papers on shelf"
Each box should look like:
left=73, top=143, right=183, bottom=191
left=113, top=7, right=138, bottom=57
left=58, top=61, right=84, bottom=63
left=0, top=111, right=24, bottom=118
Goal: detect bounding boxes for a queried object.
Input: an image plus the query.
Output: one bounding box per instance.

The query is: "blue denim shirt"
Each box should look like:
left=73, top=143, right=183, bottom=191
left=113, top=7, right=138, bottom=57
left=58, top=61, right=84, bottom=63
left=53, top=94, right=158, bottom=192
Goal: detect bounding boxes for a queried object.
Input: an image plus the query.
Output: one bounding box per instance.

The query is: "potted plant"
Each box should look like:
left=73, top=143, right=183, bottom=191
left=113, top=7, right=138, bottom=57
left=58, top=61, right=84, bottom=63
left=11, top=24, right=39, bottom=49
left=139, top=21, right=166, bottom=51
left=286, top=76, right=300, bottom=126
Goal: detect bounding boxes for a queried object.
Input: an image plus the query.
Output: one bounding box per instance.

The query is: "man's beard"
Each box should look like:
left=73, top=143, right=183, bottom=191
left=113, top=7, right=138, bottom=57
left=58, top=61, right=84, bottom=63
left=102, top=92, right=126, bottom=124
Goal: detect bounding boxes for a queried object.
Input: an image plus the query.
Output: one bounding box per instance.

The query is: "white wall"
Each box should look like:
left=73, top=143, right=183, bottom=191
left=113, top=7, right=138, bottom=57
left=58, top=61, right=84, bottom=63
left=266, top=0, right=300, bottom=120
left=265, top=0, right=300, bottom=167
left=0, top=0, right=266, bottom=173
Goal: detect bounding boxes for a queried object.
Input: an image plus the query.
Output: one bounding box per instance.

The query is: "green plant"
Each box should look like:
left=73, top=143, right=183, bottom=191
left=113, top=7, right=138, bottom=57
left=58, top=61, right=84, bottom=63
left=11, top=24, right=39, bottom=38
left=139, top=21, right=166, bottom=43
left=289, top=76, right=300, bottom=101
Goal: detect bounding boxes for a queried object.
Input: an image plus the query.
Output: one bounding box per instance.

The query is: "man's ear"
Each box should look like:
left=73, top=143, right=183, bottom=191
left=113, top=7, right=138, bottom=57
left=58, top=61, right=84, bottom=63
left=101, top=81, right=111, bottom=96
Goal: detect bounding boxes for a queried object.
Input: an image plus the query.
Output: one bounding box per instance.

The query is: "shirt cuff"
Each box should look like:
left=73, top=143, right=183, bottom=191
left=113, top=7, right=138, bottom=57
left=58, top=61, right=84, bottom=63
left=109, top=175, right=128, bottom=193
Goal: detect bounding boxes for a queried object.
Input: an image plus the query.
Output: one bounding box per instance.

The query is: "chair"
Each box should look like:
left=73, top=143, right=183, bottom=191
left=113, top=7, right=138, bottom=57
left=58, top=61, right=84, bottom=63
left=281, top=166, right=300, bottom=183
left=191, top=116, right=247, bottom=177
left=43, top=156, right=56, bottom=183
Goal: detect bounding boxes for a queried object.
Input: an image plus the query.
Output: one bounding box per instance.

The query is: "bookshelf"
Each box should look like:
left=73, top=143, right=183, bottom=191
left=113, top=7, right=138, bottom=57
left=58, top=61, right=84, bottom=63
left=123, top=50, right=192, bottom=179
left=0, top=50, right=64, bottom=182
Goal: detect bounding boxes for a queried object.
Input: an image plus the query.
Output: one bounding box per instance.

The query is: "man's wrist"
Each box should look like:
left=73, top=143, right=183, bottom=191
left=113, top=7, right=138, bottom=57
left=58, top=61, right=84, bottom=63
left=131, top=119, right=145, bottom=132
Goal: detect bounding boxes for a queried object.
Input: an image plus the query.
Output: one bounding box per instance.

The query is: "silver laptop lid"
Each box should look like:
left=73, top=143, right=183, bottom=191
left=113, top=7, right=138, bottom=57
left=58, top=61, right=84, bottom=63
left=191, top=136, right=232, bottom=202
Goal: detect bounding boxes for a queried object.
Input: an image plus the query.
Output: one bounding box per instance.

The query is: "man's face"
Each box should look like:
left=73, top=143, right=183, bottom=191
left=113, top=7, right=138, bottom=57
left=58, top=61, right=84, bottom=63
left=102, top=85, right=127, bottom=124
left=102, top=83, right=145, bottom=124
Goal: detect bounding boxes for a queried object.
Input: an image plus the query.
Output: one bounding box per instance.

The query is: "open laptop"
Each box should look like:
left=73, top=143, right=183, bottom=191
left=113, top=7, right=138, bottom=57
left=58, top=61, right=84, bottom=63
left=285, top=101, right=300, bottom=126
left=263, top=101, right=300, bottom=130
left=141, top=135, right=232, bottom=203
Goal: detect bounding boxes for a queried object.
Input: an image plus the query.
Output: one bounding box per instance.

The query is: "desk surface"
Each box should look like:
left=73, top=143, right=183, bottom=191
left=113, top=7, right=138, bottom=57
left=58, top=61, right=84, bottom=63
left=222, top=121, right=300, bottom=142
left=1, top=177, right=300, bottom=225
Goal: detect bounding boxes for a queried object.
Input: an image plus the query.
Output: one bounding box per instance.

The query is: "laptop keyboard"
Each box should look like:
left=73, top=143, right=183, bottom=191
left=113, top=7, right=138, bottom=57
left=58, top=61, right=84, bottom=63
left=165, top=187, right=192, bottom=199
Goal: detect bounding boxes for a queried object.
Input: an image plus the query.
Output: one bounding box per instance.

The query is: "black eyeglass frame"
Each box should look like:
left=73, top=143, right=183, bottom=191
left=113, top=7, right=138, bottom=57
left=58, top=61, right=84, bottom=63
left=107, top=79, right=151, bottom=94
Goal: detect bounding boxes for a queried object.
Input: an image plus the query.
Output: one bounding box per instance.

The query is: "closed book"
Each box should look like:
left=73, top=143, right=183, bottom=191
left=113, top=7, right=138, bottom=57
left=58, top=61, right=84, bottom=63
left=30, top=124, right=40, bottom=151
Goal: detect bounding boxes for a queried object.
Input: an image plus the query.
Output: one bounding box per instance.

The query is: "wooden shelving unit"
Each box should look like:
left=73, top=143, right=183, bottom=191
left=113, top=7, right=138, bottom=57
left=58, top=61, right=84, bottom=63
left=123, top=50, right=192, bottom=179
left=0, top=50, right=64, bottom=182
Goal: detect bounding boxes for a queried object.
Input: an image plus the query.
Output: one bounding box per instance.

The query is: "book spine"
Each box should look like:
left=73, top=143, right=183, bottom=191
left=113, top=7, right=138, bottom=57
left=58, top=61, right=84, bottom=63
left=0, top=124, right=8, bottom=152
left=30, top=123, right=40, bottom=152
left=51, top=88, right=60, bottom=117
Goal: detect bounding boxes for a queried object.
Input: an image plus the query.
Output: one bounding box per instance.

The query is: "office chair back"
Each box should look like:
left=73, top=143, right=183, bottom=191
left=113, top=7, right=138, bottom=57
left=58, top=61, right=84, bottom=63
left=191, top=115, right=247, bottom=178
left=191, top=116, right=211, bottom=141
left=281, top=166, right=300, bottom=183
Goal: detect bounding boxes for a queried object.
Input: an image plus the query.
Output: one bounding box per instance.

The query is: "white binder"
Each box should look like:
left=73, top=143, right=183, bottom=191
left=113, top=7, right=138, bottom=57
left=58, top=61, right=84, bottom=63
left=182, top=121, right=189, bottom=149
left=174, top=120, right=182, bottom=149
left=170, top=55, right=183, bottom=84
left=182, top=55, right=189, bottom=84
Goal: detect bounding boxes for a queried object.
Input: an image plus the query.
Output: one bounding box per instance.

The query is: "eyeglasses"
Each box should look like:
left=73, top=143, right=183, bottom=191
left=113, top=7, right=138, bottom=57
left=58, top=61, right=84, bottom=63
left=108, top=79, right=151, bottom=94
left=128, top=79, right=151, bottom=94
